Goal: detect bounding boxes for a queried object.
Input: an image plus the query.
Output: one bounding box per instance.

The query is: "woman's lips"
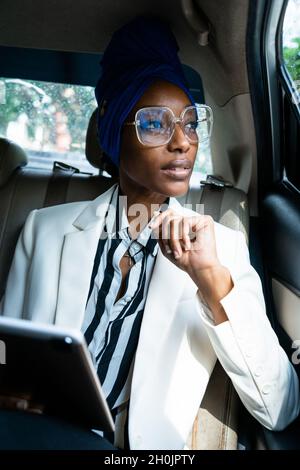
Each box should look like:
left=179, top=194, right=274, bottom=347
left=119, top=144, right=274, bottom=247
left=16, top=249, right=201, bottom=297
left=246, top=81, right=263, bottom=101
left=161, top=167, right=192, bottom=180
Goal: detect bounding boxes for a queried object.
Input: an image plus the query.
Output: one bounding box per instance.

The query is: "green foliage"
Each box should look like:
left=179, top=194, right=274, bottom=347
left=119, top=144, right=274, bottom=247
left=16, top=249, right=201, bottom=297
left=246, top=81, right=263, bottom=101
left=283, top=37, right=300, bottom=82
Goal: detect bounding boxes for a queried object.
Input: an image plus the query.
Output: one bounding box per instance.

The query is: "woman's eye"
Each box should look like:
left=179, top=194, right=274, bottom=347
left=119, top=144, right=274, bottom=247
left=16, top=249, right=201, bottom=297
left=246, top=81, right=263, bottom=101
left=141, top=120, right=163, bottom=130
left=185, top=121, right=198, bottom=131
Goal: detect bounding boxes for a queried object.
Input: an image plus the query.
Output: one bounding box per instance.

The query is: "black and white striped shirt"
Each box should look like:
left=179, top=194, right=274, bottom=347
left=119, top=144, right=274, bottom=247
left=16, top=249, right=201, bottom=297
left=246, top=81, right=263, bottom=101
left=81, top=184, right=169, bottom=448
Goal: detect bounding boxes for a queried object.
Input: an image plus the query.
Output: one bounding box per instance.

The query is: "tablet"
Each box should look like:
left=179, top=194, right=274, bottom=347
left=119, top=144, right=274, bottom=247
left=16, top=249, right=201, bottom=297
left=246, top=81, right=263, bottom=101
left=0, top=316, right=115, bottom=433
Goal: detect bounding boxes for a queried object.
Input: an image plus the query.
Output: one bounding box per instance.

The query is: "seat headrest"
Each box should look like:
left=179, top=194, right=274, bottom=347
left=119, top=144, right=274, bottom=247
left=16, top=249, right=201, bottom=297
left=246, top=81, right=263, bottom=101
left=0, top=138, right=28, bottom=187
left=85, top=109, right=119, bottom=177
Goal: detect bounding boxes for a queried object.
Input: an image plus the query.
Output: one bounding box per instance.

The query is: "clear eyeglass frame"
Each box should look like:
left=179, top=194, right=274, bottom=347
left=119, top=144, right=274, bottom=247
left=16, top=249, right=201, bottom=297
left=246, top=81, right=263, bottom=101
left=123, top=104, right=213, bottom=147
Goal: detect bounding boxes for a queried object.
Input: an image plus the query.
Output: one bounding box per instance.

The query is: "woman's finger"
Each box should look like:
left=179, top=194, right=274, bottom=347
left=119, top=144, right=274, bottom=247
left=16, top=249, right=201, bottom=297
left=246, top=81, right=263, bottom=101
left=149, top=208, right=172, bottom=230
left=188, top=216, right=211, bottom=250
left=182, top=217, right=191, bottom=250
left=151, top=213, right=172, bottom=254
left=169, top=216, right=183, bottom=259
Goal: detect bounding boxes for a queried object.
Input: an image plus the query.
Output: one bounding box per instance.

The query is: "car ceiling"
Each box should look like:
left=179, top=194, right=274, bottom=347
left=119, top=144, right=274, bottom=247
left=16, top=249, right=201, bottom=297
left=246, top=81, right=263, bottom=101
left=0, top=0, right=249, bottom=106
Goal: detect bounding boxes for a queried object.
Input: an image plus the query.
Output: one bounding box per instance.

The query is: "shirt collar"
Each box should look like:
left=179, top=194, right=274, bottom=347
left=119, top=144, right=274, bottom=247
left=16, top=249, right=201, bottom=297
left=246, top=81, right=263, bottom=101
left=104, top=184, right=169, bottom=256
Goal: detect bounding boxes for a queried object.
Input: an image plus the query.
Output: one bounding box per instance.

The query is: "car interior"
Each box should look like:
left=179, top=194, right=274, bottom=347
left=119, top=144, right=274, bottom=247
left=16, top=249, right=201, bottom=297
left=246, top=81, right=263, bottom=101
left=0, top=0, right=300, bottom=450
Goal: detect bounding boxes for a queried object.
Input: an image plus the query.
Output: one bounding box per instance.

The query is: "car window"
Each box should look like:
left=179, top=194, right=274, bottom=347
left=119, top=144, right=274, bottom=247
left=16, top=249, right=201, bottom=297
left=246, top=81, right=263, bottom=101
left=280, top=0, right=300, bottom=190
left=0, top=77, right=212, bottom=182
left=282, top=0, right=300, bottom=108
left=0, top=77, right=98, bottom=174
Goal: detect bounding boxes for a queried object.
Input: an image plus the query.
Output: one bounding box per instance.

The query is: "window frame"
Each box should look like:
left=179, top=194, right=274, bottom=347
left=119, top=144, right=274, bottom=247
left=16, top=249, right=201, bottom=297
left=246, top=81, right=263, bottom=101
left=278, top=0, right=300, bottom=192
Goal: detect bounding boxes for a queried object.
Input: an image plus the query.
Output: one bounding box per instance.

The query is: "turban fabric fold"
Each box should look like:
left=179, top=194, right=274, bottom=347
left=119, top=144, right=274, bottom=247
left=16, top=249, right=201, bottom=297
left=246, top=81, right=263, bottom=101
left=95, top=16, right=195, bottom=167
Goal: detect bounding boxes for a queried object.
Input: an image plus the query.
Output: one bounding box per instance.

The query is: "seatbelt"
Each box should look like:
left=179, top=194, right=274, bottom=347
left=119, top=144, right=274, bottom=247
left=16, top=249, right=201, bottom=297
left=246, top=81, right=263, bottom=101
left=184, top=174, right=249, bottom=245
left=198, top=175, right=233, bottom=223
left=43, top=161, right=79, bottom=208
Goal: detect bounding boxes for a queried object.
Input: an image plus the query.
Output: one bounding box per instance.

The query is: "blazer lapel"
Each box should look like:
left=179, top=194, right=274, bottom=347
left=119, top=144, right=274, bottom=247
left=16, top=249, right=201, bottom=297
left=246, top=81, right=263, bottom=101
left=54, top=184, right=117, bottom=328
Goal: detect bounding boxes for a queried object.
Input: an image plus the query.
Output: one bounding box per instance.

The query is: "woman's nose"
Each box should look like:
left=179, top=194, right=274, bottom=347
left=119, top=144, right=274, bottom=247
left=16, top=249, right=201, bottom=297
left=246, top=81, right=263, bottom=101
left=167, top=122, right=191, bottom=152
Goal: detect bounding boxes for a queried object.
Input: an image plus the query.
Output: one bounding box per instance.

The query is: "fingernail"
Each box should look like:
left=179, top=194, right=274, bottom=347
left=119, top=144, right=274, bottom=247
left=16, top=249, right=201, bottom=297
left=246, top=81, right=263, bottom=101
left=174, top=251, right=180, bottom=259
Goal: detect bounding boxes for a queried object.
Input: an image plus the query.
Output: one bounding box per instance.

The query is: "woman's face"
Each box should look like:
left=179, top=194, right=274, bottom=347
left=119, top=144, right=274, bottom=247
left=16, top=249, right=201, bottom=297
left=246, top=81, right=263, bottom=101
left=119, top=80, right=198, bottom=199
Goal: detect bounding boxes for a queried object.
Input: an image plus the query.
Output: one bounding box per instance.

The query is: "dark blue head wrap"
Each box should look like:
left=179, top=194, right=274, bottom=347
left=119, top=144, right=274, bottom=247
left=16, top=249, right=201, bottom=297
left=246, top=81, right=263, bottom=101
left=95, top=16, right=195, bottom=167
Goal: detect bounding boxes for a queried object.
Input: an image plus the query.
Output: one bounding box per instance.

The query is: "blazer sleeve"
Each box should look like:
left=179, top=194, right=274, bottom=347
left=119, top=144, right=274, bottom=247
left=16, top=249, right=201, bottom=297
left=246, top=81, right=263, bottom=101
left=195, top=230, right=300, bottom=431
left=0, top=209, right=37, bottom=318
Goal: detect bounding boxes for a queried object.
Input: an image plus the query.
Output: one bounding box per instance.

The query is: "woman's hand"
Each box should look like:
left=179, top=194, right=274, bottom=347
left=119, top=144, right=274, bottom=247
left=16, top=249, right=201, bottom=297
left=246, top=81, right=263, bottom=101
left=149, top=209, right=219, bottom=275
left=150, top=209, right=233, bottom=324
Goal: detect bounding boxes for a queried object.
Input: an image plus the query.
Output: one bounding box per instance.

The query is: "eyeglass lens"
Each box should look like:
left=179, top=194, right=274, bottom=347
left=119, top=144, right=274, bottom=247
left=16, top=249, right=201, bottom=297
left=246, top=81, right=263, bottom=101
left=136, top=106, right=212, bottom=146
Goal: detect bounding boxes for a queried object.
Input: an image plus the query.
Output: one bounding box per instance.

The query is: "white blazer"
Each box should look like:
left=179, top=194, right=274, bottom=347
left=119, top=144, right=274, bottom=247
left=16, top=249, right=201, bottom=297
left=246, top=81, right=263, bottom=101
left=0, top=183, right=299, bottom=450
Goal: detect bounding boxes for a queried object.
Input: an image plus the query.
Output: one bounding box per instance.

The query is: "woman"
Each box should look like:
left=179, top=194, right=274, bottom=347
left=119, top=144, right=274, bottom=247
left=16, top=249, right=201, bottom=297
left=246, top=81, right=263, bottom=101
left=0, top=16, right=299, bottom=450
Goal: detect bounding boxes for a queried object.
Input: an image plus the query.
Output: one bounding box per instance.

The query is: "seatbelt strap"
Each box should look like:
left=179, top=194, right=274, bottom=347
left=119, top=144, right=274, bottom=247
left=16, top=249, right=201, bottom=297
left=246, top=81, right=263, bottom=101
left=185, top=174, right=249, bottom=245
left=185, top=174, right=232, bottom=217
left=44, top=161, right=79, bottom=208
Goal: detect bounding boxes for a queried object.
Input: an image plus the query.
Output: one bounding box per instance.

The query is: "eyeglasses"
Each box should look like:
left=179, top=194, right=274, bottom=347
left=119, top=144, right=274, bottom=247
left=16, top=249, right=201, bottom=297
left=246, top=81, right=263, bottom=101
left=123, top=104, right=213, bottom=147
